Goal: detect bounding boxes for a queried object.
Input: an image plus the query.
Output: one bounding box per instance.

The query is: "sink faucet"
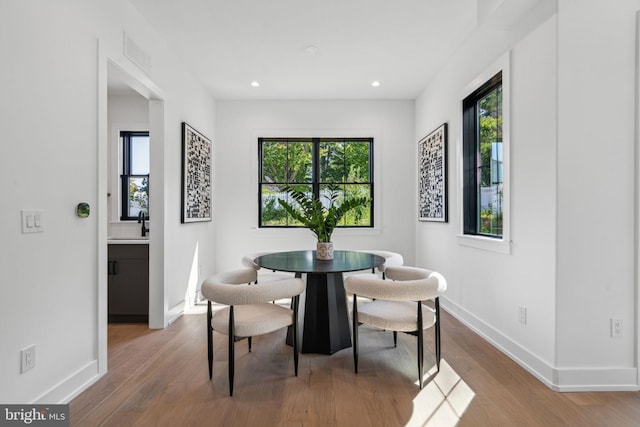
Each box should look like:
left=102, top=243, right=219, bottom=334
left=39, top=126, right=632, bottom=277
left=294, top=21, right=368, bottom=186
left=138, top=211, right=149, bottom=237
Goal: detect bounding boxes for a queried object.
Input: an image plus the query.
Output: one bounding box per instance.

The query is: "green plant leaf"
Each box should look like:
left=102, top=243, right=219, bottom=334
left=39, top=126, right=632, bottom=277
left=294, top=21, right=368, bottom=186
left=278, top=184, right=370, bottom=242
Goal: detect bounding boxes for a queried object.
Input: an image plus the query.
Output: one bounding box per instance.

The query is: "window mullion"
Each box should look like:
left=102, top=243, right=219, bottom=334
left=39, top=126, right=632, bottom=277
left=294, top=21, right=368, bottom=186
left=312, top=138, right=320, bottom=199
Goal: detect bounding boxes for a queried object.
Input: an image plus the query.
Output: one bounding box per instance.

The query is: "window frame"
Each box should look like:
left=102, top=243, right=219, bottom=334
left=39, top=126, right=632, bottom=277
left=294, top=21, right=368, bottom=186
left=458, top=53, right=511, bottom=254
left=120, top=130, right=150, bottom=221
left=462, top=71, right=503, bottom=237
left=258, top=137, right=374, bottom=229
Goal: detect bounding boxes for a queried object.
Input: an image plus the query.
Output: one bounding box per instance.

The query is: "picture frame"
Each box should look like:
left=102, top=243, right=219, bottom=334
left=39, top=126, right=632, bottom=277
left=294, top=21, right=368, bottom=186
left=418, top=123, right=448, bottom=222
left=181, top=122, right=212, bottom=223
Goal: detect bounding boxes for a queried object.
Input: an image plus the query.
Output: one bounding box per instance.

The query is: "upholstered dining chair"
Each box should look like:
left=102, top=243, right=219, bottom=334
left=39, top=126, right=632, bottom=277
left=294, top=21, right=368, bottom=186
left=201, top=268, right=305, bottom=396
left=345, top=250, right=404, bottom=279
left=242, top=251, right=297, bottom=283
left=343, top=265, right=447, bottom=388
left=343, top=251, right=404, bottom=307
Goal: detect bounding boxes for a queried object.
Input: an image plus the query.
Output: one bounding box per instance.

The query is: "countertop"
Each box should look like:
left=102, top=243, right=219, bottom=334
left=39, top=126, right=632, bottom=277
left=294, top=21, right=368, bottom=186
left=108, top=237, right=150, bottom=244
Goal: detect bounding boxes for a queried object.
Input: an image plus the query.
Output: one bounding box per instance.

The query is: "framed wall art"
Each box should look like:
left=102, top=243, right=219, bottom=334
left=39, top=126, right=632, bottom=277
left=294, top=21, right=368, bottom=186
left=418, top=123, right=448, bottom=222
left=181, top=122, right=212, bottom=223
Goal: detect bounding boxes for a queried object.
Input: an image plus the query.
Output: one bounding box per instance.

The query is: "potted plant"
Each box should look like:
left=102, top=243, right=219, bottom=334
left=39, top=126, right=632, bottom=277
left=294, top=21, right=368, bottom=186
left=278, top=184, right=370, bottom=260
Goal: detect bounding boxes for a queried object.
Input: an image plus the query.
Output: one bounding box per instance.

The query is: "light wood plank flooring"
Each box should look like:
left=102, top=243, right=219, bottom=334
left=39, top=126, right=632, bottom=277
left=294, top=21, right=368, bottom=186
left=70, top=308, right=640, bottom=426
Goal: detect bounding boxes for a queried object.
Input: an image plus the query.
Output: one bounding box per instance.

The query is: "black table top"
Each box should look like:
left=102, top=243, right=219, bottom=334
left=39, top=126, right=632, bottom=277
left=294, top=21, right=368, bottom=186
left=255, top=250, right=385, bottom=274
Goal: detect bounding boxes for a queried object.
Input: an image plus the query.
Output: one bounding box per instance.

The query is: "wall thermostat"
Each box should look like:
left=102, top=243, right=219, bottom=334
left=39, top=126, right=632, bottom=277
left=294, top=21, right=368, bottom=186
left=76, top=202, right=90, bottom=218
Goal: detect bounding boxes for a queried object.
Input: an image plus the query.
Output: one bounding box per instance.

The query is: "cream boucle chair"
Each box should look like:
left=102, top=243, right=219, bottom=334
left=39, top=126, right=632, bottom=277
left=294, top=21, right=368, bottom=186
left=344, top=250, right=404, bottom=280
left=344, top=251, right=404, bottom=306
left=344, top=265, right=446, bottom=388
left=242, top=251, right=297, bottom=283
left=201, top=268, right=305, bottom=396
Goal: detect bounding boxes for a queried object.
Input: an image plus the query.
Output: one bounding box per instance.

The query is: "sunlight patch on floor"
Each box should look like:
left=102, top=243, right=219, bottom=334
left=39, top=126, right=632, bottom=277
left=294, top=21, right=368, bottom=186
left=406, top=359, right=475, bottom=427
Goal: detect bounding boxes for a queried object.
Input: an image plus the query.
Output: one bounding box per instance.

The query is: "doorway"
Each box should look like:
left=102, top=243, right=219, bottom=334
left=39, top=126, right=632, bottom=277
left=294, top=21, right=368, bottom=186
left=98, top=48, right=166, bottom=374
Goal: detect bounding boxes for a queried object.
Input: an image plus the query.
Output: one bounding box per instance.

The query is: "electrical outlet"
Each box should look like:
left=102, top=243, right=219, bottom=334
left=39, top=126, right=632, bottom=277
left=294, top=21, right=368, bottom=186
left=21, top=345, right=36, bottom=373
left=518, top=306, right=527, bottom=325
left=611, top=318, right=623, bottom=338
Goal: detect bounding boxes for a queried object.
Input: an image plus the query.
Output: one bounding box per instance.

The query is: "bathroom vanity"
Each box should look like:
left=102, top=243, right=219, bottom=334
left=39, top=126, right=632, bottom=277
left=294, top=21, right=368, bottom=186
left=107, top=240, right=149, bottom=323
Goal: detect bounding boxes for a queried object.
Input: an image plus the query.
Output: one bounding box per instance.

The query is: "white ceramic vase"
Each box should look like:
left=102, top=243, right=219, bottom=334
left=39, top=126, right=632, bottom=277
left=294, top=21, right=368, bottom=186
left=316, top=241, right=334, bottom=260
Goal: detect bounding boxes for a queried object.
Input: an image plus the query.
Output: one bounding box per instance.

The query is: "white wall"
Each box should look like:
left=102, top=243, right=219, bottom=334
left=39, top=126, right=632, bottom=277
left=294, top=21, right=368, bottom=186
left=555, top=0, right=638, bottom=388
left=214, top=100, right=415, bottom=272
left=0, top=0, right=215, bottom=403
left=415, top=0, right=639, bottom=391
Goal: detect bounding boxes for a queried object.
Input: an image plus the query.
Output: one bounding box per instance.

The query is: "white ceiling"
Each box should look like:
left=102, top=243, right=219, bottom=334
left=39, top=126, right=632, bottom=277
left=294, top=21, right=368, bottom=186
left=128, top=0, right=478, bottom=100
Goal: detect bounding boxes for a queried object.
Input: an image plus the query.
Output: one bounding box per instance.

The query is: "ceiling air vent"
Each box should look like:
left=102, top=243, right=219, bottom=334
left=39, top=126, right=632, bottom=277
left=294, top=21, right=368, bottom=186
left=123, top=33, right=152, bottom=75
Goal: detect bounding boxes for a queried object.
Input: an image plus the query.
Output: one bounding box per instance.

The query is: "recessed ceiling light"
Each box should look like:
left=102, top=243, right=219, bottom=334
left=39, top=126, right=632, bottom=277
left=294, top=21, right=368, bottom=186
left=305, top=45, right=319, bottom=55
left=251, top=81, right=260, bottom=87
left=371, top=81, right=380, bottom=87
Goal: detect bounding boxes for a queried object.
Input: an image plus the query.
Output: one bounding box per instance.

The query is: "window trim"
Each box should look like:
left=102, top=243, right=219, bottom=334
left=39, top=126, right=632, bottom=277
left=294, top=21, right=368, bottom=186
left=457, top=52, right=511, bottom=254
left=258, top=137, right=374, bottom=229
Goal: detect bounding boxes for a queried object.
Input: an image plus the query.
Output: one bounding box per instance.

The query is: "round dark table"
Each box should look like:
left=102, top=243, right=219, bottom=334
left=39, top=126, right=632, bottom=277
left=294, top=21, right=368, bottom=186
left=255, top=250, right=385, bottom=354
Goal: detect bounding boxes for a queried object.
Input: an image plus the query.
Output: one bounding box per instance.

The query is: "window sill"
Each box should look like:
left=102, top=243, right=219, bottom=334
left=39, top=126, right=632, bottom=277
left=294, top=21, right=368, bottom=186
left=457, top=234, right=511, bottom=255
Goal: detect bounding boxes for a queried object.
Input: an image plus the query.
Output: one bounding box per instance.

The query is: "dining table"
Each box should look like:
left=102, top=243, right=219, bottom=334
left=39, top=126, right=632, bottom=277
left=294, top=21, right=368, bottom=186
left=255, top=250, right=385, bottom=354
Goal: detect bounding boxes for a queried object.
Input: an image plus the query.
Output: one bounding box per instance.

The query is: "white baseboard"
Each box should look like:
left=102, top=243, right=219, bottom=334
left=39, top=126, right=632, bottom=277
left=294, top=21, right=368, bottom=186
left=441, top=297, right=639, bottom=392
left=193, top=290, right=204, bottom=305
left=552, top=367, right=639, bottom=392
left=34, top=360, right=103, bottom=404
left=167, top=300, right=185, bottom=325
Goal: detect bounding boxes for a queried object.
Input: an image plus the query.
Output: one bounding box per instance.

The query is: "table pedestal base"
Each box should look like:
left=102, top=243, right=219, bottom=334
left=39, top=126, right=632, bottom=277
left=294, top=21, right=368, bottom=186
left=298, top=272, right=352, bottom=354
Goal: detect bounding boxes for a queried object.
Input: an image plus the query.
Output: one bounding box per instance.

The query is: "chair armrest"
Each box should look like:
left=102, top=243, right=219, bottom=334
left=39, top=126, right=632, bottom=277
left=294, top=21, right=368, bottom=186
left=202, top=277, right=305, bottom=305
left=385, top=265, right=431, bottom=280
left=344, top=271, right=446, bottom=301
left=210, top=268, right=258, bottom=285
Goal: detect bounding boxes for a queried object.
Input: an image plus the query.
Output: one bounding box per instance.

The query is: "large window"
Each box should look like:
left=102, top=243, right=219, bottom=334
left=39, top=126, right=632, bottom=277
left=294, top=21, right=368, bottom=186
left=259, top=137, right=373, bottom=228
left=120, top=131, right=149, bottom=220
left=462, top=72, right=503, bottom=238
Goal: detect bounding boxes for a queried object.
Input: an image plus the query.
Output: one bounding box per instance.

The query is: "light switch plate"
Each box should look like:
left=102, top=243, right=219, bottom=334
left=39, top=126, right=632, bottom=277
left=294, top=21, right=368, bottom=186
left=21, top=210, right=44, bottom=233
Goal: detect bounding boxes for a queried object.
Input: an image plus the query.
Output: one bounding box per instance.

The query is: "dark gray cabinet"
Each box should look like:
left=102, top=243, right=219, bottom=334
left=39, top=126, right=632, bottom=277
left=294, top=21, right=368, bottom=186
left=108, top=244, right=149, bottom=323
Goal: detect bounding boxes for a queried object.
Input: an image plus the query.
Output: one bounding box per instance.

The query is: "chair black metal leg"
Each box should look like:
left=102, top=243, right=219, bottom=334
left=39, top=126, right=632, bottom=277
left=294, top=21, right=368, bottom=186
left=352, top=295, right=359, bottom=373
left=248, top=336, right=252, bottom=352
left=393, top=331, right=397, bottom=348
left=417, top=301, right=424, bottom=389
left=435, top=297, right=441, bottom=371
left=228, top=306, right=235, bottom=396
left=293, top=295, right=299, bottom=376
left=207, top=301, right=213, bottom=379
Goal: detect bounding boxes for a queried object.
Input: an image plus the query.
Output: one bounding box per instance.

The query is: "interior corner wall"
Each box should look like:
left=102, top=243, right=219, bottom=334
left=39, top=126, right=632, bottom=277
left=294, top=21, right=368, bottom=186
left=415, top=8, right=559, bottom=387
left=554, top=0, right=638, bottom=390
left=0, top=0, right=216, bottom=404
left=416, top=0, right=639, bottom=391
left=213, top=100, right=415, bottom=272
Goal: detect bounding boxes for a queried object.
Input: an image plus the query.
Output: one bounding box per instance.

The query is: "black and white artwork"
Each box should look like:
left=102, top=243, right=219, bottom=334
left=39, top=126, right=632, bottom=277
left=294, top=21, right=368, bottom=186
left=418, top=123, right=447, bottom=222
left=181, top=122, right=212, bottom=223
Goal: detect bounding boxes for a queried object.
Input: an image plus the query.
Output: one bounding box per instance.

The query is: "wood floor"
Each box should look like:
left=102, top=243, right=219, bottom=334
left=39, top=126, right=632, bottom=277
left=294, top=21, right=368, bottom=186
left=70, top=308, right=640, bottom=426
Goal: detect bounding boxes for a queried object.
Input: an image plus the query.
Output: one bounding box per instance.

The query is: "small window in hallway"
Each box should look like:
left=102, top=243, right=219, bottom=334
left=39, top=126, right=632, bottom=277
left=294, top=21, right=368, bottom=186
left=120, top=131, right=150, bottom=220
